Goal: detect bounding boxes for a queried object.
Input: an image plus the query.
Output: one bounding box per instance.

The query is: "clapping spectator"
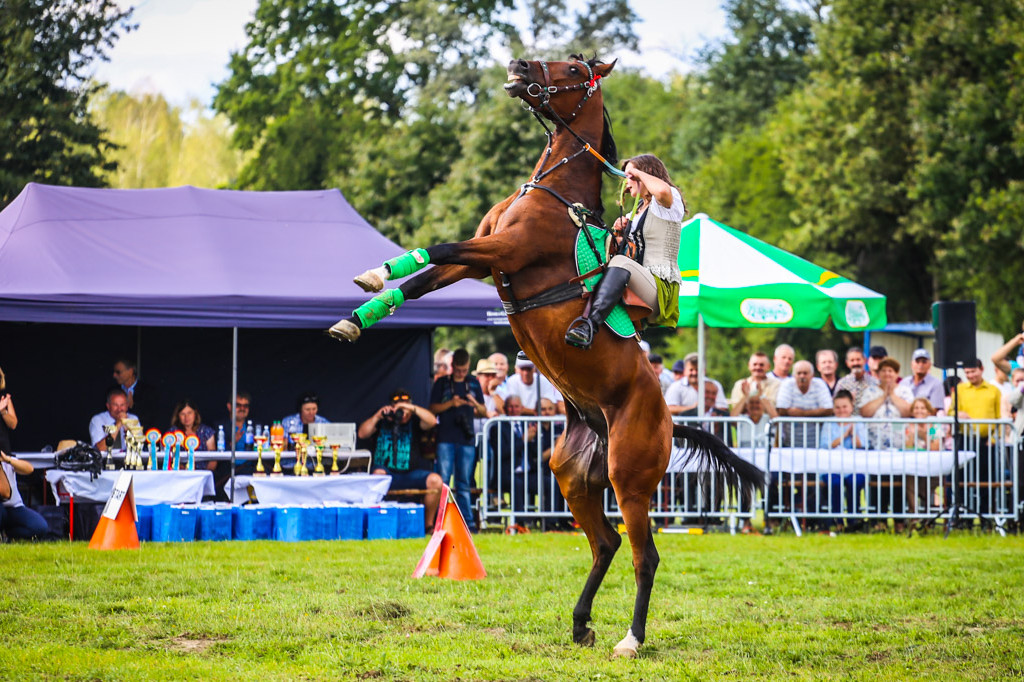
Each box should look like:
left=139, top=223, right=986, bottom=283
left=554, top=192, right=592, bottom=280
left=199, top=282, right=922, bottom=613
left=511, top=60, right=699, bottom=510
left=730, top=352, right=780, bottom=415
left=903, top=398, right=942, bottom=519
left=169, top=399, right=216, bottom=465
left=818, top=390, right=868, bottom=529
left=861, top=357, right=912, bottom=448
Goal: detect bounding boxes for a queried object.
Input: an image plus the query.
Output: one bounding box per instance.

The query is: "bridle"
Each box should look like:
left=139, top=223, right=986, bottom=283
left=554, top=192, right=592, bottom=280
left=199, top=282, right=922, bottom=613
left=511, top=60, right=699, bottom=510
left=520, top=59, right=604, bottom=123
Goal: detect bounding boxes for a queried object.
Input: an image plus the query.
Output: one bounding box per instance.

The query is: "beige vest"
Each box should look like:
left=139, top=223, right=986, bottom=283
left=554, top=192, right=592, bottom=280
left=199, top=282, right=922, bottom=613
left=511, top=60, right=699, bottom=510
left=640, top=210, right=681, bottom=284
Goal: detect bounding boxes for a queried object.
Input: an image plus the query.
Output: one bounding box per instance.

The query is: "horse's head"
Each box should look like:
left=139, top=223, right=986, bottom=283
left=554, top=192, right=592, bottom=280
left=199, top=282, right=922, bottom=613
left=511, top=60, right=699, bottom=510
left=505, top=55, right=616, bottom=123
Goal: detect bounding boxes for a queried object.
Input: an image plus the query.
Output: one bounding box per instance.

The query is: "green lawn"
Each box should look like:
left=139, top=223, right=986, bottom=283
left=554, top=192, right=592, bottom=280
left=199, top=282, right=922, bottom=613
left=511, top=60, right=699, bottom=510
left=1, top=532, right=1022, bottom=680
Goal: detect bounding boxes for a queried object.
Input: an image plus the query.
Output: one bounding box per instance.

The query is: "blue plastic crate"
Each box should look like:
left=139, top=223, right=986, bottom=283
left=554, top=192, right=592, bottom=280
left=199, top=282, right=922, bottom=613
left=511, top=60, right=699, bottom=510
left=196, top=505, right=232, bottom=541
left=234, top=505, right=274, bottom=540
left=366, top=506, right=398, bottom=540
left=317, top=506, right=338, bottom=540
left=152, top=505, right=197, bottom=542
left=273, top=507, right=304, bottom=542
left=135, top=504, right=154, bottom=542
left=336, top=506, right=366, bottom=540
left=397, top=504, right=425, bottom=539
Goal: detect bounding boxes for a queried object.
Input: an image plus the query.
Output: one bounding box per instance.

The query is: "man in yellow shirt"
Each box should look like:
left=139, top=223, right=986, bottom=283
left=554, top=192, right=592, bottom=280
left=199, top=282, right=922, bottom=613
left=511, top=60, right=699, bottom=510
left=954, top=359, right=1004, bottom=514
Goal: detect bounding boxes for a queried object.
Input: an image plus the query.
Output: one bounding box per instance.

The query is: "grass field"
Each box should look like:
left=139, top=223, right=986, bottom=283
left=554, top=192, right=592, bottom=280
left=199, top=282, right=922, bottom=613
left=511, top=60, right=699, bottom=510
left=1, top=531, right=1022, bottom=681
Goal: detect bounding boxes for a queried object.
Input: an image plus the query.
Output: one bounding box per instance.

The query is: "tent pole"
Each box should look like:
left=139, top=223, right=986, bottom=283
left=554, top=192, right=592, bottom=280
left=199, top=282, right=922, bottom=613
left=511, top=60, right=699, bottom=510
left=229, top=327, right=238, bottom=503
left=698, top=313, right=706, bottom=417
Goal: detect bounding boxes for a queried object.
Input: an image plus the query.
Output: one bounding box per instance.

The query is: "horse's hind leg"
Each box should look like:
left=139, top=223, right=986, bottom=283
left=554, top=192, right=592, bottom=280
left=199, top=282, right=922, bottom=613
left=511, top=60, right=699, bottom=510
left=564, top=490, right=621, bottom=646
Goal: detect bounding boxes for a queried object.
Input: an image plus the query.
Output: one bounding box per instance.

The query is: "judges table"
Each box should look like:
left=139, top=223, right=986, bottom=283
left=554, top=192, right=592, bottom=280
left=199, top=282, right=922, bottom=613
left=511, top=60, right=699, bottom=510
left=21, top=450, right=373, bottom=472
left=45, top=470, right=215, bottom=505
left=669, top=446, right=977, bottom=477
left=231, top=474, right=392, bottom=506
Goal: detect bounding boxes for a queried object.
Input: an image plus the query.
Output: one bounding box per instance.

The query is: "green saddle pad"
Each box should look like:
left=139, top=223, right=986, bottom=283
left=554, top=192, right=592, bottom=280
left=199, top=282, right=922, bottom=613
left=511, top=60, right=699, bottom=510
left=575, top=225, right=636, bottom=338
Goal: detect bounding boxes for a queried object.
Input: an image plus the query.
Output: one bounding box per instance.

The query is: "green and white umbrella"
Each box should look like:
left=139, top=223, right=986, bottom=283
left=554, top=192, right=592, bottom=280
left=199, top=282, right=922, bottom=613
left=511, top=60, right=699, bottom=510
left=677, top=213, right=887, bottom=330
left=673, top=213, right=887, bottom=415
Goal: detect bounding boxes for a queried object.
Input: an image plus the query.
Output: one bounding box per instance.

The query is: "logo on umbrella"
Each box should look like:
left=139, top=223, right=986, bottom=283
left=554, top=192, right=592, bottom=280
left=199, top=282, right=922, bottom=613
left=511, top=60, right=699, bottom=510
left=844, top=300, right=869, bottom=328
left=740, top=299, right=794, bottom=324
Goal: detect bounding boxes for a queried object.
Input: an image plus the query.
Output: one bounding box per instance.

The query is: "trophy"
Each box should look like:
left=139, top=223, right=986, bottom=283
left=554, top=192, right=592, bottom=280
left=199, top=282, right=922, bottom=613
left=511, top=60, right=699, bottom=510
left=123, top=419, right=143, bottom=470
left=161, top=432, right=176, bottom=470
left=146, top=429, right=161, bottom=469
left=270, top=432, right=284, bottom=476
left=329, top=443, right=341, bottom=475
left=253, top=432, right=268, bottom=477
left=172, top=430, right=185, bottom=470
left=292, top=433, right=310, bottom=476
left=103, top=424, right=119, bottom=470
left=312, top=435, right=327, bottom=476
left=184, top=435, right=199, bottom=471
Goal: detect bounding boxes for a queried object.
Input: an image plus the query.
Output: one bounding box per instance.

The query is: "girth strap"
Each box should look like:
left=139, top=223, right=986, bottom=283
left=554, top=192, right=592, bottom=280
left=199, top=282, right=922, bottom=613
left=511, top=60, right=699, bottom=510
left=502, top=281, right=586, bottom=315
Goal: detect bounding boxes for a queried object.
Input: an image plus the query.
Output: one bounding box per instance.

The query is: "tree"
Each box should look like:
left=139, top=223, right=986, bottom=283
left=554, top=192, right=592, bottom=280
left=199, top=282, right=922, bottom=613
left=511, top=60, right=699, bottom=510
left=0, top=0, right=134, bottom=207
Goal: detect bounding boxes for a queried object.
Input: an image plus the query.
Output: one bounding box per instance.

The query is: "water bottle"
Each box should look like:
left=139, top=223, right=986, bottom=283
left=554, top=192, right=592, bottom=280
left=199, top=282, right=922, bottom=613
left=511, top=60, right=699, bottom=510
left=216, top=425, right=226, bottom=452
left=262, top=425, right=270, bottom=440
left=245, top=420, right=255, bottom=451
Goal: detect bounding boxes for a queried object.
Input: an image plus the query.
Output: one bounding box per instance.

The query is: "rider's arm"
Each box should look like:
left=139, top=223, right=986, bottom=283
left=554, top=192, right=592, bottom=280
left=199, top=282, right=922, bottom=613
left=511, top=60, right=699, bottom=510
left=629, top=168, right=673, bottom=208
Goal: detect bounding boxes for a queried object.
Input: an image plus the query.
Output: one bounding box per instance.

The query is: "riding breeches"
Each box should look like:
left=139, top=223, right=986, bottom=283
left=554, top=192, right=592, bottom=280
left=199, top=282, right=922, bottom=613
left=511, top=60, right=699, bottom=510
left=608, top=255, right=658, bottom=312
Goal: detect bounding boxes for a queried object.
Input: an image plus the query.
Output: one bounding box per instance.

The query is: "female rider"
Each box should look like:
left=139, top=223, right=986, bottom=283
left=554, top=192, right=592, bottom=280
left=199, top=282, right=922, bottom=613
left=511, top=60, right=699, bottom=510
left=565, top=154, right=684, bottom=349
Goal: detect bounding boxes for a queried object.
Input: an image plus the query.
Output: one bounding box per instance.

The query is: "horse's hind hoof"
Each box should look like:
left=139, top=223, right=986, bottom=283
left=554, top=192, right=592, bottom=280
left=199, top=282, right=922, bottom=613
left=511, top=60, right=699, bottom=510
left=327, top=319, right=360, bottom=342
left=575, top=628, right=595, bottom=647
left=354, top=267, right=386, bottom=292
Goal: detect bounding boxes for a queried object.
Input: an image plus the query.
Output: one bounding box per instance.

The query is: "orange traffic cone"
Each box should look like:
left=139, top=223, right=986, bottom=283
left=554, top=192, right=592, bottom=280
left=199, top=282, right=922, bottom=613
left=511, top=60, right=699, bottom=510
left=412, top=484, right=485, bottom=580
left=89, top=473, right=140, bottom=550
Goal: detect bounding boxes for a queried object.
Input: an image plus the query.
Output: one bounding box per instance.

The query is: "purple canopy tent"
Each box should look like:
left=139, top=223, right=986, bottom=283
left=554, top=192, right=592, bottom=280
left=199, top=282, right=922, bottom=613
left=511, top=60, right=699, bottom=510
left=0, top=183, right=502, bottom=327
left=0, top=183, right=504, bottom=487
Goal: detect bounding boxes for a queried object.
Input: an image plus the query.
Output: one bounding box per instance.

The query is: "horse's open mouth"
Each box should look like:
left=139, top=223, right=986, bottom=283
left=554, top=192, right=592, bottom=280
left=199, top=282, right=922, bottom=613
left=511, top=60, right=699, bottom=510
left=504, top=74, right=527, bottom=96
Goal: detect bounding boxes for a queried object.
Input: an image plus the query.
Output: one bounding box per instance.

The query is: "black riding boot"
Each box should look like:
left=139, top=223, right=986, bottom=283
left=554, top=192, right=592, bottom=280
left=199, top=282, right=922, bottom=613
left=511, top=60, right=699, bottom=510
left=565, top=266, right=631, bottom=349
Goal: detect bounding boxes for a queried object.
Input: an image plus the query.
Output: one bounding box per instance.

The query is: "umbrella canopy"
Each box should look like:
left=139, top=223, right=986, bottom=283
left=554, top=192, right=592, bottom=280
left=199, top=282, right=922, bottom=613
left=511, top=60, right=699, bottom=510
left=676, top=213, right=887, bottom=330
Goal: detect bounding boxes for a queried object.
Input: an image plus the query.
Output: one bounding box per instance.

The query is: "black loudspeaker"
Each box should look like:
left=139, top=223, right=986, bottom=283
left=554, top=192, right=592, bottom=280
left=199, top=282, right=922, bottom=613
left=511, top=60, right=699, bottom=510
left=932, top=301, right=977, bottom=368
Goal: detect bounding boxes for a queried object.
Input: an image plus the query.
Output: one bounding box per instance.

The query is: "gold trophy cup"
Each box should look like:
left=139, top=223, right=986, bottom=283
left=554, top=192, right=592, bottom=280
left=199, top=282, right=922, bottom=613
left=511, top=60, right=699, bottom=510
left=312, top=435, right=327, bottom=476
left=253, top=433, right=268, bottom=476
left=270, top=435, right=284, bottom=476
left=329, top=444, right=341, bottom=475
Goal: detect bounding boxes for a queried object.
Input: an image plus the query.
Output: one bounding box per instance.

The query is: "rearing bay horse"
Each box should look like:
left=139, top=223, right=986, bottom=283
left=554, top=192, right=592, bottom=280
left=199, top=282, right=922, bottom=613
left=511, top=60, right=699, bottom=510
left=330, top=55, right=765, bottom=658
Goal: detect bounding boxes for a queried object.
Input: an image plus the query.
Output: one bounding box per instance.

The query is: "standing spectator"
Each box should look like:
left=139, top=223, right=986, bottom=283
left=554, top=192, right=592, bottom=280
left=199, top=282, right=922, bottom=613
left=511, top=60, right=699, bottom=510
left=111, top=357, right=160, bottom=430
left=665, top=360, right=697, bottom=415
left=225, top=391, right=253, bottom=449
left=954, top=359, right=1003, bottom=514
left=433, top=348, right=453, bottom=382
left=359, top=388, right=442, bottom=529
left=898, top=349, right=945, bottom=408
left=776, top=361, right=834, bottom=447
left=169, top=399, right=216, bottom=456
left=503, top=352, right=564, bottom=415
left=730, top=352, right=781, bottom=412
left=473, top=358, right=502, bottom=417
left=488, top=352, right=510, bottom=414
left=815, top=349, right=840, bottom=395
left=281, top=392, right=329, bottom=437
left=834, top=347, right=878, bottom=416
left=648, top=353, right=672, bottom=394
left=866, top=345, right=889, bottom=381
left=1, top=451, right=50, bottom=541
left=769, top=344, right=795, bottom=381
left=682, top=353, right=728, bottom=411
left=430, top=348, right=486, bottom=528
left=89, top=388, right=139, bottom=452
left=0, top=367, right=18, bottom=460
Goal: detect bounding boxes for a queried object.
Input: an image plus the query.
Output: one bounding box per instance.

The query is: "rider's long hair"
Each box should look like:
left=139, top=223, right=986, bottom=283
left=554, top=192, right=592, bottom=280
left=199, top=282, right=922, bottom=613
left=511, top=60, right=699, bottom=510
left=622, top=154, right=686, bottom=214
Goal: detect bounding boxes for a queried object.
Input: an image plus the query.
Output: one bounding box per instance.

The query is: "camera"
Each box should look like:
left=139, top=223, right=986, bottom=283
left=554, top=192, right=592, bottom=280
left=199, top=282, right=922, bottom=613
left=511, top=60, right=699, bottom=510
left=454, top=414, right=475, bottom=440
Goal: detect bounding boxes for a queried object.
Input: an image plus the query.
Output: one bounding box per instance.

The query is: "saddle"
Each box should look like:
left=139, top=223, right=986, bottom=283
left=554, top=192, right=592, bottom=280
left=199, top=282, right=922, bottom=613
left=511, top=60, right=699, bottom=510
left=574, top=225, right=652, bottom=336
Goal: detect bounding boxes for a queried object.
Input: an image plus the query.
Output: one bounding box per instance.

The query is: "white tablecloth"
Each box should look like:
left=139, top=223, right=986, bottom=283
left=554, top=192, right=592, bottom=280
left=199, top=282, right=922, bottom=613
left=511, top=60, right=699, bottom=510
left=21, top=449, right=372, bottom=471
left=231, top=474, right=392, bottom=505
left=44, top=470, right=215, bottom=505
left=668, top=446, right=977, bottom=477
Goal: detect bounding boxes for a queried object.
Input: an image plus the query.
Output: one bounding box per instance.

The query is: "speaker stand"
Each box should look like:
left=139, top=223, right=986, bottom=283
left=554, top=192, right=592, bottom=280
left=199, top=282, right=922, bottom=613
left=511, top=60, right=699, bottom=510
left=920, top=365, right=983, bottom=537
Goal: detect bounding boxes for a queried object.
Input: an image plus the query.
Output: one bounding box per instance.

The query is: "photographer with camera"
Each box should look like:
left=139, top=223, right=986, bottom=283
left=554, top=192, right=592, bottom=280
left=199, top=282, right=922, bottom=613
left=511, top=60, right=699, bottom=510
left=359, top=389, right=441, bottom=529
left=429, top=348, right=486, bottom=530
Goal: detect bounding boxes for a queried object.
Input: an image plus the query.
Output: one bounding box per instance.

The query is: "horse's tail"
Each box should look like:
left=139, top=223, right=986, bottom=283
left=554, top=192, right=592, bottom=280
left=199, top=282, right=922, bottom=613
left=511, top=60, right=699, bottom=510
left=671, top=423, right=767, bottom=495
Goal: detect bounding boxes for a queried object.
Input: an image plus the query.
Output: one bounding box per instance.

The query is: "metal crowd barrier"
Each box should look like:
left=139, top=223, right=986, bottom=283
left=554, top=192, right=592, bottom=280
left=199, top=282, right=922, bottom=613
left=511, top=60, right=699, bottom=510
left=478, top=415, right=764, bottom=533
left=477, top=414, right=1020, bottom=535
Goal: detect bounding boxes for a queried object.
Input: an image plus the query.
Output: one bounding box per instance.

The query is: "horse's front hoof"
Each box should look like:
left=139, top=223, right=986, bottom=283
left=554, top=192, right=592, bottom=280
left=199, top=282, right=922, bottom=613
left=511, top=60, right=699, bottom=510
left=354, top=267, right=385, bottom=292
left=327, top=319, right=361, bottom=342
left=611, top=630, right=640, bottom=659
left=575, top=628, right=595, bottom=647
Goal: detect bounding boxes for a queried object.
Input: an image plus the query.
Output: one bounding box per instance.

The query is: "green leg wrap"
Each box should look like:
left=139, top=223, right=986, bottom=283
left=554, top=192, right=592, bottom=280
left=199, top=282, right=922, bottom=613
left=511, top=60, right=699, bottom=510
left=353, top=288, right=406, bottom=329
left=384, top=248, right=430, bottom=279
